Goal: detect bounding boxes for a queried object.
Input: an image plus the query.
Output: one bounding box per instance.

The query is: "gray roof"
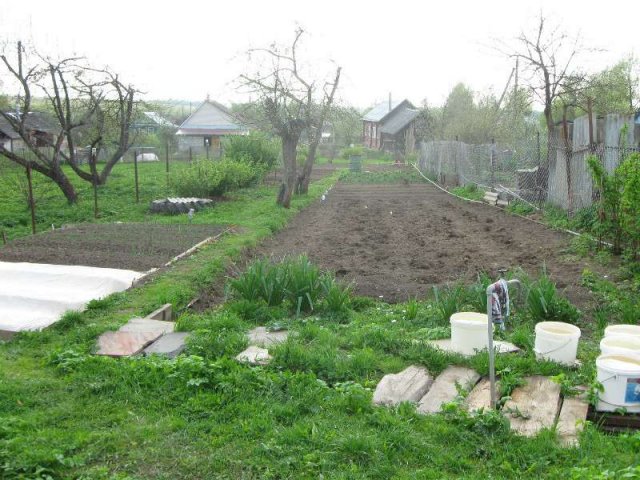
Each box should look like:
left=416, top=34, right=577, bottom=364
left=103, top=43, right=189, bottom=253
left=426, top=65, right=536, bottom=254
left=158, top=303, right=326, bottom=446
left=362, top=100, right=403, bottom=122
left=0, top=115, right=21, bottom=139
left=380, top=106, right=419, bottom=135
left=0, top=111, right=58, bottom=138
left=176, top=100, right=246, bottom=135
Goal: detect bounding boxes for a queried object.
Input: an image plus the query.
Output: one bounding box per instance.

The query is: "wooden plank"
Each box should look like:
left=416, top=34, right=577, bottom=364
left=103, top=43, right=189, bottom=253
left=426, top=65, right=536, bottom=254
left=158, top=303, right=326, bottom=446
left=503, top=376, right=561, bottom=437
left=557, top=396, right=589, bottom=446
left=417, top=366, right=480, bottom=414
left=465, top=378, right=500, bottom=412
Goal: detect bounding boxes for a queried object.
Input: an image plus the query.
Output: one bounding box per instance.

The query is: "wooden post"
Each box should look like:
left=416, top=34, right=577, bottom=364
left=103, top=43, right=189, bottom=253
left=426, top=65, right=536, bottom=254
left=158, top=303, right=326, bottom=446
left=26, top=164, right=36, bottom=235
left=189, top=147, right=193, bottom=163
left=133, top=149, right=140, bottom=203
left=490, top=138, right=496, bottom=189
left=165, top=141, right=170, bottom=173
left=92, top=149, right=99, bottom=219
left=1, top=230, right=6, bottom=245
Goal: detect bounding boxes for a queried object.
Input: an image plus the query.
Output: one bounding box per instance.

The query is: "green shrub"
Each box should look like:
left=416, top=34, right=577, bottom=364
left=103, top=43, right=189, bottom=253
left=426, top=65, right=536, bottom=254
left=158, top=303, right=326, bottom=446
left=525, top=272, right=580, bottom=324
left=340, top=146, right=365, bottom=159
left=170, top=159, right=258, bottom=197
left=223, top=132, right=279, bottom=170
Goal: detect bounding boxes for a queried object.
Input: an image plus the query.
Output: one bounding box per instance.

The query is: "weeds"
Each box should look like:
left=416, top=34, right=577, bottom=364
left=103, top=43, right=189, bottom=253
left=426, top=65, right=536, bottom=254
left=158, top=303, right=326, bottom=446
left=525, top=271, right=581, bottom=324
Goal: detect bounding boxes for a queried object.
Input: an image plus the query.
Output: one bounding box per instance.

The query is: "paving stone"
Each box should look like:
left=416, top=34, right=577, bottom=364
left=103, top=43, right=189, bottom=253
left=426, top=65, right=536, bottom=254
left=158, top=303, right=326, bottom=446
left=417, top=366, right=480, bottom=414
left=503, top=376, right=561, bottom=437
left=236, top=346, right=272, bottom=365
left=96, top=331, right=161, bottom=357
left=143, top=332, right=189, bottom=358
left=247, top=327, right=288, bottom=347
left=465, top=378, right=501, bottom=412
left=119, top=317, right=174, bottom=335
left=427, top=338, right=519, bottom=356
left=373, top=365, right=433, bottom=406
left=557, top=395, right=589, bottom=446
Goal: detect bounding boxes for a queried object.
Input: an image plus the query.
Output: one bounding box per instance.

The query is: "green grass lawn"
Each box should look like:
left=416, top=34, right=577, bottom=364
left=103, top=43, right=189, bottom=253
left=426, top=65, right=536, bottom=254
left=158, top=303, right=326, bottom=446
left=0, top=162, right=638, bottom=479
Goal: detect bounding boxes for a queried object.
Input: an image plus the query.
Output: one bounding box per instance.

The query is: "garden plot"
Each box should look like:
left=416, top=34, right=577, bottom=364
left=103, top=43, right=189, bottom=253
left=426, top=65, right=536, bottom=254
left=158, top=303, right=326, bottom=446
left=0, top=223, right=226, bottom=271
left=0, top=261, right=141, bottom=334
left=254, top=182, right=598, bottom=305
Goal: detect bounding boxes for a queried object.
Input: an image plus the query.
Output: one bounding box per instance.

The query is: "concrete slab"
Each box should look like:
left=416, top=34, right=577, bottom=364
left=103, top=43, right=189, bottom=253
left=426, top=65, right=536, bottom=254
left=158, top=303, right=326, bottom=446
left=236, top=346, right=272, bottom=366
left=119, top=317, right=174, bottom=335
left=417, top=366, right=480, bottom=414
left=146, top=304, right=172, bottom=321
left=247, top=327, right=288, bottom=347
left=465, top=378, right=501, bottom=412
left=96, top=331, right=161, bottom=357
left=503, top=376, right=561, bottom=437
left=427, top=338, right=519, bottom=356
left=557, top=395, right=589, bottom=446
left=143, top=332, right=189, bottom=358
left=373, top=365, right=433, bottom=407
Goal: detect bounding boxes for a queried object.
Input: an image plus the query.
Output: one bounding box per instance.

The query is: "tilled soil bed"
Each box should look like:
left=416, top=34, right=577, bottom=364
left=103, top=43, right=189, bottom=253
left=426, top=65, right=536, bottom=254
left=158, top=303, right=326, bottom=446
left=246, top=181, right=604, bottom=306
left=0, top=223, right=226, bottom=272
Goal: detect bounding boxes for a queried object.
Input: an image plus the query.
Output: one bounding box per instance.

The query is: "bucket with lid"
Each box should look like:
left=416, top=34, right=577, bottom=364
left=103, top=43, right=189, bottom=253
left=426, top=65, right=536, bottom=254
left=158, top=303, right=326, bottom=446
left=534, top=321, right=581, bottom=366
left=596, top=353, right=640, bottom=413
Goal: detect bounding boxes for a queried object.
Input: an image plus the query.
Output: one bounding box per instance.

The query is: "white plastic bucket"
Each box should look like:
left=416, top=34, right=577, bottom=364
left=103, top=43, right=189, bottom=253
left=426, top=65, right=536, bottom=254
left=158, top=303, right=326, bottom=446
left=450, top=312, right=490, bottom=355
left=534, top=321, right=581, bottom=366
left=604, top=324, right=640, bottom=338
left=600, top=336, right=640, bottom=356
left=596, top=353, right=640, bottom=413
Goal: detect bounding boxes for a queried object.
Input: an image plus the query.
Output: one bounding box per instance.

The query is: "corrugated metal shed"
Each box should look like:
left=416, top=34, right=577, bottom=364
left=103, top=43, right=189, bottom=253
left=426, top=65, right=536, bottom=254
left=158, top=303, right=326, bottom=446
left=362, top=100, right=403, bottom=122
left=380, top=107, right=419, bottom=135
left=176, top=101, right=246, bottom=136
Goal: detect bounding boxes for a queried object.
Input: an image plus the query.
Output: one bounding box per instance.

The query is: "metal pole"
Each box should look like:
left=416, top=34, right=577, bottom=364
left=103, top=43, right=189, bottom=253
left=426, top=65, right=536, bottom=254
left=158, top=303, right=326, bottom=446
left=133, top=149, right=139, bottom=203
left=189, top=147, right=193, bottom=163
left=92, top=149, right=98, bottom=219
left=26, top=164, right=36, bottom=234
left=165, top=141, right=170, bottom=173
left=486, top=285, right=497, bottom=409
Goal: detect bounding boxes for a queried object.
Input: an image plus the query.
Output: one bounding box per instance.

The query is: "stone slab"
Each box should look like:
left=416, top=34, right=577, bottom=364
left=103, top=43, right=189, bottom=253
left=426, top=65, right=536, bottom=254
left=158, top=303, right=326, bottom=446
left=247, top=327, right=288, bottom=347
left=557, top=395, right=589, bottom=446
left=417, top=366, right=480, bottom=414
left=146, top=304, right=173, bottom=321
left=373, top=365, right=433, bottom=406
left=236, top=346, right=272, bottom=365
left=143, top=332, right=189, bottom=358
left=96, top=331, right=161, bottom=357
left=119, top=317, right=174, bottom=335
left=465, top=378, right=501, bottom=412
left=427, top=338, right=519, bottom=356
left=503, top=376, right=561, bottom=437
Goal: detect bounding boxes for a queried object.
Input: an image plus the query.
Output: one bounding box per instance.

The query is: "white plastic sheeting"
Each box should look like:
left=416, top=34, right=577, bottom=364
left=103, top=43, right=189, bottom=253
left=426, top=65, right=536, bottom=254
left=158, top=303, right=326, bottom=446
left=0, top=262, right=142, bottom=333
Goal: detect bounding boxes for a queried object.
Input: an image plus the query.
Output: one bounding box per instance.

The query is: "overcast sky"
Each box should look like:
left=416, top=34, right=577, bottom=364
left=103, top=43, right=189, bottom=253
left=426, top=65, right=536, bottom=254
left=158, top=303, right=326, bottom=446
left=1, top=0, right=638, bottom=110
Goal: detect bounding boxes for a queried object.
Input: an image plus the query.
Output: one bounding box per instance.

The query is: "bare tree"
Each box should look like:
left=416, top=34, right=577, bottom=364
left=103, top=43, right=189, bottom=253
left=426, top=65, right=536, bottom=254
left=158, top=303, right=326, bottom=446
left=0, top=41, right=138, bottom=203
left=239, top=28, right=341, bottom=206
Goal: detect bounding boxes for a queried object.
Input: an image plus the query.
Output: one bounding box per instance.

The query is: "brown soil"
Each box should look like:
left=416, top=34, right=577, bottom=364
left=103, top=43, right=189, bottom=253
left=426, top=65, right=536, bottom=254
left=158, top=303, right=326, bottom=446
left=246, top=181, right=606, bottom=306
left=0, top=223, right=226, bottom=272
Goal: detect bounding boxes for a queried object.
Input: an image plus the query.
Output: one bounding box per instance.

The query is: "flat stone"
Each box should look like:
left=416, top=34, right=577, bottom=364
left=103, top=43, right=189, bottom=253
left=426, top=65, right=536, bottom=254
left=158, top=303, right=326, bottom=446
left=146, top=304, right=172, bottom=321
left=373, top=365, right=433, bottom=406
left=417, top=366, right=480, bottom=414
left=465, top=378, right=501, bottom=412
left=557, top=395, right=589, bottom=446
left=236, top=346, right=272, bottom=365
left=143, top=332, right=189, bottom=358
left=96, top=331, right=161, bottom=357
left=247, top=327, right=288, bottom=347
left=119, top=317, right=174, bottom=335
left=427, top=338, right=519, bottom=356
left=503, top=376, right=561, bottom=437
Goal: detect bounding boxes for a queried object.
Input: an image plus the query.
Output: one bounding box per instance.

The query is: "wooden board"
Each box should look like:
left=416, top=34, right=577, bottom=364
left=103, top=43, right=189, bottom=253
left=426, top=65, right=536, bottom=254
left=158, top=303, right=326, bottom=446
left=557, top=396, right=589, bottom=446
left=465, top=378, right=500, bottom=412
left=417, top=366, right=480, bottom=414
left=503, top=376, right=561, bottom=437
left=373, top=365, right=433, bottom=407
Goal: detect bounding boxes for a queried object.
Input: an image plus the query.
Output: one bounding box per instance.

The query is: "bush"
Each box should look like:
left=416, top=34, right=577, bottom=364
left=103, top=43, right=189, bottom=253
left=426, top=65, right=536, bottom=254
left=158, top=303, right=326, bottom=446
left=525, top=272, right=580, bottom=324
left=340, top=146, right=365, bottom=159
left=170, top=159, right=258, bottom=197
left=223, top=132, right=280, bottom=170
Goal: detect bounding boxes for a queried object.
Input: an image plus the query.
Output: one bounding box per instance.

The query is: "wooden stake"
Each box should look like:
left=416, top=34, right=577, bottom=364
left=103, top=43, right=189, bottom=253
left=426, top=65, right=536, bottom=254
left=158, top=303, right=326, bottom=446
left=133, top=149, right=140, bottom=203
left=26, top=164, right=36, bottom=234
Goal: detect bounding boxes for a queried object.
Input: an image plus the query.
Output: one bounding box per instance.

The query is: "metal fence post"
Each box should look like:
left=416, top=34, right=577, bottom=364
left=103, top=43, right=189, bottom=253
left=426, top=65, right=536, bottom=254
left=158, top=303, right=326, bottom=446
left=133, top=149, right=139, bottom=203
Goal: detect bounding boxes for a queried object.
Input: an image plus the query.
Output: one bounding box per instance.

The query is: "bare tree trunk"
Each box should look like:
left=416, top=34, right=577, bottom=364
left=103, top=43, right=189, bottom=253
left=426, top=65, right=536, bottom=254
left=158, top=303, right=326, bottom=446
left=296, top=141, right=318, bottom=195
left=278, top=135, right=298, bottom=208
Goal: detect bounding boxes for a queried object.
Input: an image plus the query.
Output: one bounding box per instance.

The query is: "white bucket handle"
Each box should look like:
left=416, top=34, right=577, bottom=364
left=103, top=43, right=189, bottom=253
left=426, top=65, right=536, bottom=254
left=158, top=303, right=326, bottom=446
left=534, top=337, right=573, bottom=356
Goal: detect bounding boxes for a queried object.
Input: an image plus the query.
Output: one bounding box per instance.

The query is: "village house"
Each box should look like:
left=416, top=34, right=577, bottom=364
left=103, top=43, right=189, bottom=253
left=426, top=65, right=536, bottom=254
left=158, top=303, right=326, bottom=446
left=175, top=99, right=248, bottom=155
left=362, top=98, right=418, bottom=155
left=0, top=111, right=59, bottom=152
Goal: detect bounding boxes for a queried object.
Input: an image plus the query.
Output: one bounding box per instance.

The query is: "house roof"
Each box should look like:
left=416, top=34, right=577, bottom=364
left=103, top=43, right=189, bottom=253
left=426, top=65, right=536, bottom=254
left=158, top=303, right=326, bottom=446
left=362, top=100, right=404, bottom=122
left=176, top=100, right=246, bottom=136
left=0, top=111, right=58, bottom=139
left=380, top=106, right=419, bottom=135
left=141, top=112, right=176, bottom=128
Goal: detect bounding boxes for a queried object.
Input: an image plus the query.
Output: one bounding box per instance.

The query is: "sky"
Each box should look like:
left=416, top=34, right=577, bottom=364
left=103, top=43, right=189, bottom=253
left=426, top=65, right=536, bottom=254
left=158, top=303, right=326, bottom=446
left=1, top=0, right=638, bottom=111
